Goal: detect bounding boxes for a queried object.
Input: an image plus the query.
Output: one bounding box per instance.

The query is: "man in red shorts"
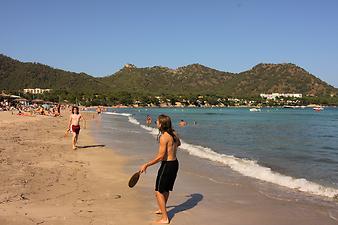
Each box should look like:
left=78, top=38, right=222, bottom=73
left=67, top=106, right=86, bottom=150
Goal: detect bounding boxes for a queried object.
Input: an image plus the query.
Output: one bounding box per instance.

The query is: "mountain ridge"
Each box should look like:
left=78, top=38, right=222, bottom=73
left=0, top=54, right=336, bottom=97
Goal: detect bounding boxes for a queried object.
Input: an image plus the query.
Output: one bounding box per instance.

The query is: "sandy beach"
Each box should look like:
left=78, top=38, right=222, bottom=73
left=1, top=110, right=338, bottom=225
left=0, top=111, right=152, bottom=225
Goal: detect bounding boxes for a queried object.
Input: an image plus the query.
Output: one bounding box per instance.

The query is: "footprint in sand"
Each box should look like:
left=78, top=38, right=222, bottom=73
left=114, top=195, right=121, bottom=199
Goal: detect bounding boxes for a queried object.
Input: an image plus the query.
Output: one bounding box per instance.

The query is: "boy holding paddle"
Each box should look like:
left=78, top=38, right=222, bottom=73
left=140, top=114, right=181, bottom=224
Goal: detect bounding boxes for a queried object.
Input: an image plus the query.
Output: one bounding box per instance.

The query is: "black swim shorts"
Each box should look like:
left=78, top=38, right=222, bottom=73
left=155, top=159, right=179, bottom=193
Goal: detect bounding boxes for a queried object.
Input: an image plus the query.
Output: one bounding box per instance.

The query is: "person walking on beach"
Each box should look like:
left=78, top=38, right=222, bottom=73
left=96, top=106, right=102, bottom=115
left=140, top=114, right=181, bottom=224
left=67, top=106, right=86, bottom=150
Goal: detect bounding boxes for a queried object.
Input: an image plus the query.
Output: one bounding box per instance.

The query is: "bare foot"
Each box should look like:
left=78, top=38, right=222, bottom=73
left=154, top=218, right=169, bottom=224
left=154, top=209, right=162, bottom=214
left=72, top=146, right=77, bottom=150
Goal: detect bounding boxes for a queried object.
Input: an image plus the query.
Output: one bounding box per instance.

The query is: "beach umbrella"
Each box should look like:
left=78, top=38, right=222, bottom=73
left=14, top=98, right=28, bottom=102
left=0, top=93, right=10, bottom=97
left=32, top=99, right=44, bottom=103
left=0, top=93, right=10, bottom=100
left=10, top=95, right=21, bottom=98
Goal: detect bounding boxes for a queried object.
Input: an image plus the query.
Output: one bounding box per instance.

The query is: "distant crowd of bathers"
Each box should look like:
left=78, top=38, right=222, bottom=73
left=0, top=100, right=11, bottom=111
left=0, top=99, right=64, bottom=117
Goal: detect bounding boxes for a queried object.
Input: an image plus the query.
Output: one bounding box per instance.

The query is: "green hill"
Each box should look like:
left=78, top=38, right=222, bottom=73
left=99, top=64, right=234, bottom=95
left=101, top=63, right=337, bottom=97
left=231, top=63, right=337, bottom=97
left=0, top=54, right=109, bottom=93
left=0, top=54, right=337, bottom=97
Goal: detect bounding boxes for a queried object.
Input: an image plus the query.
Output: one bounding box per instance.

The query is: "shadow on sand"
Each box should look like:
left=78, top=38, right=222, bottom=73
left=167, top=193, right=203, bottom=220
left=77, top=144, right=105, bottom=149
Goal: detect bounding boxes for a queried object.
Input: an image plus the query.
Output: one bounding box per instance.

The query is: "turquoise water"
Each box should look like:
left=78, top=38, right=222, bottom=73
left=101, top=107, right=338, bottom=197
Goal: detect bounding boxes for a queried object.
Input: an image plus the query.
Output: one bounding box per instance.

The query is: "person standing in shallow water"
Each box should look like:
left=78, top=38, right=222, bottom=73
left=146, top=115, right=152, bottom=126
left=67, top=106, right=86, bottom=150
left=140, top=114, right=181, bottom=224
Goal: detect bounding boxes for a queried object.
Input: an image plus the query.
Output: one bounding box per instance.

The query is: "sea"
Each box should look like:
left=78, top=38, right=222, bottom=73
left=90, top=107, right=338, bottom=199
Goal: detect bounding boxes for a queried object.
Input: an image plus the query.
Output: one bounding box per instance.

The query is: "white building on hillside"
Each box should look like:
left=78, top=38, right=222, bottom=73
left=260, top=93, right=302, bottom=100
left=23, top=88, right=52, bottom=94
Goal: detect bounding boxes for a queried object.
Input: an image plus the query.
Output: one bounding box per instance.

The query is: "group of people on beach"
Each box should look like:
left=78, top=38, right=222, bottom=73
left=0, top=99, right=10, bottom=111
left=6, top=103, right=63, bottom=117
left=69, top=107, right=179, bottom=224
left=32, top=104, right=62, bottom=117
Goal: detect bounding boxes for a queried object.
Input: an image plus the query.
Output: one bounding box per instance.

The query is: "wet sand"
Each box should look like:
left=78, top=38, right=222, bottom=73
left=90, top=113, right=338, bottom=225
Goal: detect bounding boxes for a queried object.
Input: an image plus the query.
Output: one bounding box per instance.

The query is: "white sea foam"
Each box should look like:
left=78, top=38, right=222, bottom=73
left=106, top=112, right=338, bottom=199
left=127, top=116, right=140, bottom=125
left=178, top=141, right=338, bottom=198
left=103, top=112, right=132, bottom=116
left=140, top=124, right=159, bottom=136
left=103, top=112, right=140, bottom=125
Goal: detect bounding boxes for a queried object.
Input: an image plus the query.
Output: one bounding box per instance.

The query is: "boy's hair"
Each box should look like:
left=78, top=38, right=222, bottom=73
left=157, top=114, right=179, bottom=144
left=72, top=106, right=79, bottom=114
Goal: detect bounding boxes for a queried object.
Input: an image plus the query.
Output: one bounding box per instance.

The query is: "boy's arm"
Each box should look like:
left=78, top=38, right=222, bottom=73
left=140, top=136, right=167, bottom=173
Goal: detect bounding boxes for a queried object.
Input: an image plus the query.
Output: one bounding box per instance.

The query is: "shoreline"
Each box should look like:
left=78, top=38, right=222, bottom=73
left=85, top=105, right=337, bottom=110
left=90, top=112, right=338, bottom=225
left=99, top=109, right=338, bottom=198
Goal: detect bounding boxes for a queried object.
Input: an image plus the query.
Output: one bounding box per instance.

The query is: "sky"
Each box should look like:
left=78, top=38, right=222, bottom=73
left=1, top=0, right=338, bottom=87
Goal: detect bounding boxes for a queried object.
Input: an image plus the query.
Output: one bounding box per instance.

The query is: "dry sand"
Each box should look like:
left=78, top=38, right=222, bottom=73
left=0, top=111, right=152, bottom=225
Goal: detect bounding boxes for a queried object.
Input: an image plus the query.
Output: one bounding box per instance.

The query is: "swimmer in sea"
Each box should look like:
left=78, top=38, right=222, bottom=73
left=146, top=115, right=152, bottom=126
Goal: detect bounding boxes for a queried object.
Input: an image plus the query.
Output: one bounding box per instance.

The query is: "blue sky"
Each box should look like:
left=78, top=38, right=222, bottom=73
left=1, top=0, right=338, bottom=87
